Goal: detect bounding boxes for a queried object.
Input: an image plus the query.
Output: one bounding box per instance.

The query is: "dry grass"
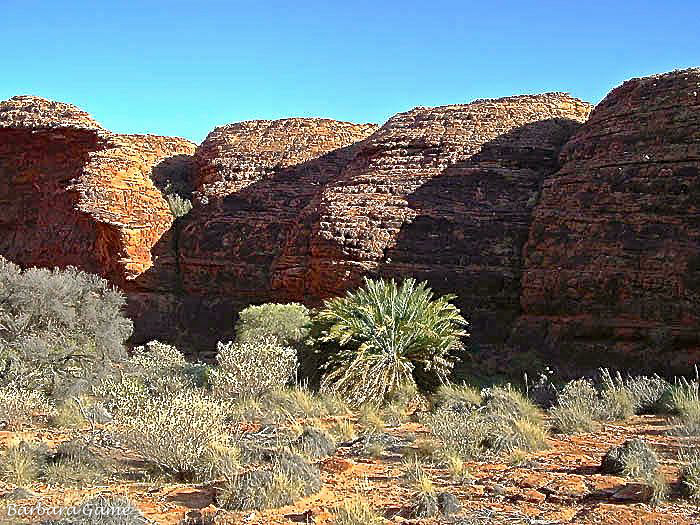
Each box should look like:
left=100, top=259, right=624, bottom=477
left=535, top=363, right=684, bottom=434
left=333, top=497, right=382, bottom=525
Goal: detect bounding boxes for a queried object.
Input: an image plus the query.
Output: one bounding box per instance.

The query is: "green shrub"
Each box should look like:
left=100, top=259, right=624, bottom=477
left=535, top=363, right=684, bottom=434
left=114, top=390, right=232, bottom=481
left=0, top=386, right=54, bottom=430
left=0, top=257, right=132, bottom=397
left=166, top=193, right=193, bottom=218
left=210, top=338, right=297, bottom=399
left=235, top=303, right=311, bottom=347
left=316, top=277, right=468, bottom=405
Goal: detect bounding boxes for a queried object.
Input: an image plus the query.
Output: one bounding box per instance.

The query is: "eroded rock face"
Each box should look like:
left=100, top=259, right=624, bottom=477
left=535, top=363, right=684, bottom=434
left=514, top=68, right=700, bottom=374
left=0, top=95, right=196, bottom=286
left=309, top=94, right=591, bottom=354
left=173, top=119, right=378, bottom=300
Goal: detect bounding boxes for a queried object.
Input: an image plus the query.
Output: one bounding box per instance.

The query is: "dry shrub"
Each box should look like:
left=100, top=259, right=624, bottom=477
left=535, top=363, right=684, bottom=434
left=680, top=450, right=700, bottom=501
left=424, top=384, right=547, bottom=459
left=601, top=438, right=667, bottom=503
left=0, top=440, right=48, bottom=485
left=333, top=497, right=382, bottom=525
left=0, top=386, right=54, bottom=430
left=114, top=390, right=233, bottom=481
left=210, top=338, right=297, bottom=399
left=549, top=379, right=600, bottom=433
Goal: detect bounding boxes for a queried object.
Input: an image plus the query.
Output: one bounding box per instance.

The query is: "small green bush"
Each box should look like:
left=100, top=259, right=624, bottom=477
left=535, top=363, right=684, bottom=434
left=166, top=193, right=193, bottom=218
left=235, top=303, right=311, bottom=347
left=316, top=277, right=468, bottom=405
left=210, top=337, right=297, bottom=399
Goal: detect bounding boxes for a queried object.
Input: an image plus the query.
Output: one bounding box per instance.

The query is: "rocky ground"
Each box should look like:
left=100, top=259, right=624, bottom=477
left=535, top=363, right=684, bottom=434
left=1, top=415, right=698, bottom=525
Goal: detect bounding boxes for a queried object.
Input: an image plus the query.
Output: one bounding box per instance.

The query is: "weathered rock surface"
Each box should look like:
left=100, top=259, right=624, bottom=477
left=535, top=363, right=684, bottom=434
left=514, top=68, right=700, bottom=374
left=308, top=94, right=591, bottom=354
left=0, top=95, right=196, bottom=286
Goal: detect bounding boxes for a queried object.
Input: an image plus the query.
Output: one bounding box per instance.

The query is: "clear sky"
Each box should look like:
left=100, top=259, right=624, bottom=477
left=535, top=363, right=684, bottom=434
left=2, top=0, right=698, bottom=143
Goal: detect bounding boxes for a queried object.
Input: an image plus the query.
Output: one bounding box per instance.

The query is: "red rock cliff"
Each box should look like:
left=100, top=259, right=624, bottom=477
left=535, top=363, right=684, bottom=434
left=0, top=95, right=196, bottom=286
left=514, top=68, right=700, bottom=374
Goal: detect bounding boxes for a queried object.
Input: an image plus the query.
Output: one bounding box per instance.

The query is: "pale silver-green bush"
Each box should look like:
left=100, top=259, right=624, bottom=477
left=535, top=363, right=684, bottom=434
left=210, top=337, right=297, bottom=399
left=114, top=390, right=232, bottom=481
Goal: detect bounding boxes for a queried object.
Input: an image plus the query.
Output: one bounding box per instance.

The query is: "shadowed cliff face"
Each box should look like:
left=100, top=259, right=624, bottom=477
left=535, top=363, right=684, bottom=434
left=513, top=68, right=700, bottom=375
left=130, top=95, right=591, bottom=356
left=0, top=95, right=196, bottom=287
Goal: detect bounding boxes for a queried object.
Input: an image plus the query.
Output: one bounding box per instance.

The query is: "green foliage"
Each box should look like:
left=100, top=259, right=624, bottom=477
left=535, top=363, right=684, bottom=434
left=601, top=438, right=667, bottom=503
left=210, top=337, right=297, bottom=399
left=0, top=441, right=48, bottom=485
left=165, top=193, right=193, bottom=218
left=333, top=498, right=382, bottom=525
left=218, top=450, right=320, bottom=510
left=0, top=256, right=132, bottom=397
left=235, top=303, right=311, bottom=347
left=667, top=376, right=700, bottom=435
left=432, top=382, right=482, bottom=412
left=316, top=277, right=468, bottom=405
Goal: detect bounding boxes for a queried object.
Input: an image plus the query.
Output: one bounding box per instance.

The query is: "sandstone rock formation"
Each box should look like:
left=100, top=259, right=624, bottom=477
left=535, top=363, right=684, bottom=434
left=0, top=95, right=196, bottom=286
left=514, top=68, right=700, bottom=373
left=308, top=94, right=591, bottom=355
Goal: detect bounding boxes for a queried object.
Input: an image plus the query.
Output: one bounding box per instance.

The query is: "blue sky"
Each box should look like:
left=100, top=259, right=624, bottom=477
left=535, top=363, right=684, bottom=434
left=1, top=0, right=698, bottom=143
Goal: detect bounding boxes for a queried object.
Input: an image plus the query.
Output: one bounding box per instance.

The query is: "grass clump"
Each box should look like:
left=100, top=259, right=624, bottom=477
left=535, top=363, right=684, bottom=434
left=667, top=376, right=700, bottom=435
left=210, top=337, right=297, bottom=399
left=292, top=427, right=336, bottom=459
left=432, top=382, right=481, bottom=412
left=316, top=277, right=468, bottom=406
left=333, top=498, right=382, bottom=525
left=679, top=451, right=700, bottom=501
left=550, top=379, right=601, bottom=433
left=0, top=441, right=48, bottom=485
left=424, top=384, right=547, bottom=460
left=114, top=390, right=232, bottom=481
left=166, top=193, right=193, bottom=218
left=601, top=438, right=667, bottom=503
left=218, top=450, right=320, bottom=510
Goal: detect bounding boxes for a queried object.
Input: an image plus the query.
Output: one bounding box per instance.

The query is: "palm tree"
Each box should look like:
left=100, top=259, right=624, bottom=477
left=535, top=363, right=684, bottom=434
left=316, top=277, right=469, bottom=405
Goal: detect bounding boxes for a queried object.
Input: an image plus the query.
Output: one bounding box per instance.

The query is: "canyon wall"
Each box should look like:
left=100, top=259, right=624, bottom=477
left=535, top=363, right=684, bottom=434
left=2, top=68, right=699, bottom=374
left=0, top=95, right=196, bottom=287
left=513, top=68, right=700, bottom=374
